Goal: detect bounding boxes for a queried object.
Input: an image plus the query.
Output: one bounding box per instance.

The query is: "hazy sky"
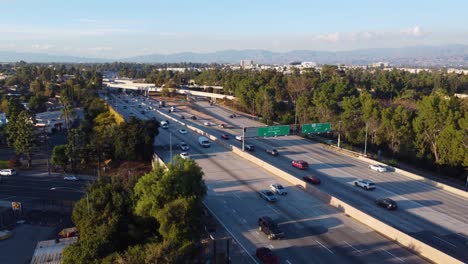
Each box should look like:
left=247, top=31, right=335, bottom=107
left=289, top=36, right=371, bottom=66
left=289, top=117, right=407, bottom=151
left=0, top=0, right=467, bottom=58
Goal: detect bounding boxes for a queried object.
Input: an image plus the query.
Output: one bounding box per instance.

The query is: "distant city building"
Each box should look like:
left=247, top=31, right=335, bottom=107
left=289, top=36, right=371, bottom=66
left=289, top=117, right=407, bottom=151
left=371, top=62, right=390, bottom=69
left=240, top=60, right=254, bottom=68
left=301, top=62, right=317, bottom=68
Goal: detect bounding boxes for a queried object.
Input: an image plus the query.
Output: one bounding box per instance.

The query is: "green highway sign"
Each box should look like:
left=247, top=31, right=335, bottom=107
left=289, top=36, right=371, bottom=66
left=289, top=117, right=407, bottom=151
left=257, top=125, right=290, bottom=137
left=302, top=122, right=331, bottom=134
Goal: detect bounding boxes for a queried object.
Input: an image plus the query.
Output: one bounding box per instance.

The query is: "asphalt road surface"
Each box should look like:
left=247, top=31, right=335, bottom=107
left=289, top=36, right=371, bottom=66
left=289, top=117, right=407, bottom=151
left=105, top=92, right=428, bottom=264
left=175, top=99, right=468, bottom=263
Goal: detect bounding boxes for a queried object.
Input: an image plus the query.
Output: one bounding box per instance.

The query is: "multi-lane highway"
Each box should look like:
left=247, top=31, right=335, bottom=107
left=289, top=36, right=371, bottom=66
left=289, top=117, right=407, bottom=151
left=173, top=98, right=468, bottom=262
left=105, top=92, right=428, bottom=264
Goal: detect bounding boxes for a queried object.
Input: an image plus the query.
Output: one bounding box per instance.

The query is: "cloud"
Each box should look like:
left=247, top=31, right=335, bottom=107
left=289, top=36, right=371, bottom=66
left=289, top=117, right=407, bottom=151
left=316, top=32, right=340, bottom=42
left=89, top=46, right=113, bottom=51
left=401, top=26, right=425, bottom=37
left=31, top=44, right=55, bottom=50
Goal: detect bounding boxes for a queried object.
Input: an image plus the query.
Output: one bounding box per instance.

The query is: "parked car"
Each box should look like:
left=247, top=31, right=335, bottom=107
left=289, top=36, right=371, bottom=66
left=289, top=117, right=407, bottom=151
left=258, top=190, right=278, bottom=202
left=0, top=169, right=16, bottom=176
left=270, top=184, right=287, bottom=195
left=353, top=179, right=376, bottom=190
left=375, top=198, right=398, bottom=210
left=266, top=149, right=278, bottom=156
left=292, top=160, right=308, bottom=169
left=258, top=216, right=284, bottom=240
left=64, top=175, right=78, bottom=181
left=303, top=175, right=321, bottom=185
left=256, top=247, right=280, bottom=264
left=178, top=129, right=188, bottom=134
left=221, top=134, right=229, bottom=140
left=245, top=144, right=255, bottom=151
left=369, top=164, right=387, bottom=172
left=180, top=152, right=190, bottom=159
left=179, top=142, right=190, bottom=151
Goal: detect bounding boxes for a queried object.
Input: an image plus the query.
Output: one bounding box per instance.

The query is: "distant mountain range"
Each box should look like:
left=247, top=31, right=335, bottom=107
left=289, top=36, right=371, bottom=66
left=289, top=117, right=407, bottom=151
left=1, top=45, right=468, bottom=66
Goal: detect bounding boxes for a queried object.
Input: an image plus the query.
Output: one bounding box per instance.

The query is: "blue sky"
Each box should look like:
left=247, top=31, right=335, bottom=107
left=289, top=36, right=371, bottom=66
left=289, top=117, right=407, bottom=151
left=0, top=0, right=467, bottom=58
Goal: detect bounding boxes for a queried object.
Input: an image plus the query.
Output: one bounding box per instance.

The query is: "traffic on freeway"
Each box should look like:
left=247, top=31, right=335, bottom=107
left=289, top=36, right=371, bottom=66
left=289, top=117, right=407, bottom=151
left=103, top=91, right=429, bottom=264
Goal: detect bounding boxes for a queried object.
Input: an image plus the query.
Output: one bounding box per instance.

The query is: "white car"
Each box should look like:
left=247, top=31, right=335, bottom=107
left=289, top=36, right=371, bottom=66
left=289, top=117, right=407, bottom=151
left=270, top=184, right=287, bottom=195
left=180, top=152, right=190, bottom=159
left=0, top=169, right=17, bottom=176
left=353, top=179, right=376, bottom=190
left=178, top=129, right=188, bottom=134
left=179, top=142, right=190, bottom=151
left=369, top=164, right=387, bottom=172
left=235, top=135, right=243, bottom=141
left=64, top=176, right=79, bottom=181
left=203, top=121, right=213, bottom=126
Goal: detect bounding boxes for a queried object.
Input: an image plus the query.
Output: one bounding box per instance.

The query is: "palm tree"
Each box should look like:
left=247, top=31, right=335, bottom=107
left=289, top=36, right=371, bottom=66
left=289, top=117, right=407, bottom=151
left=59, top=96, right=75, bottom=130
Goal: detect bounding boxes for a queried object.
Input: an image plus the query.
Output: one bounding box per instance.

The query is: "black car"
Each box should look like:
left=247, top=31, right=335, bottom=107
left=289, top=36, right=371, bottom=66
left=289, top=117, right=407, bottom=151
left=191, top=115, right=197, bottom=120
left=266, top=148, right=278, bottom=156
left=258, top=216, right=284, bottom=240
left=375, top=198, right=398, bottom=210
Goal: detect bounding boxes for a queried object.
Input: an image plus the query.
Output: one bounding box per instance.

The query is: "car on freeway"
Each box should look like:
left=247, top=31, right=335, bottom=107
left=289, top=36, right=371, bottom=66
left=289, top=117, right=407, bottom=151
left=180, top=152, right=190, bottom=159
left=221, top=134, right=229, bottom=140
left=375, top=198, right=398, bottom=210
left=218, top=123, right=227, bottom=129
left=292, top=160, right=308, bottom=170
left=203, top=121, right=213, bottom=126
left=353, top=179, right=376, bottom=190
left=178, top=129, right=188, bottom=134
left=256, top=247, right=280, bottom=264
left=258, top=190, right=278, bottom=202
left=266, top=148, right=278, bottom=156
left=64, top=175, right=78, bottom=181
left=270, top=184, right=287, bottom=195
left=303, top=175, right=321, bottom=185
left=190, top=115, right=197, bottom=120
left=245, top=144, right=255, bottom=151
left=235, top=135, right=243, bottom=141
left=0, top=169, right=17, bottom=176
left=258, top=216, right=284, bottom=240
left=179, top=142, right=190, bottom=151
left=369, top=164, right=387, bottom=172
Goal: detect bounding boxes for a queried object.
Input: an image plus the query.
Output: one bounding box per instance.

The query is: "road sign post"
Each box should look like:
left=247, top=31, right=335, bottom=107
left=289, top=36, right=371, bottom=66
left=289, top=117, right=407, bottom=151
left=257, top=125, right=290, bottom=137
left=301, top=122, right=332, bottom=134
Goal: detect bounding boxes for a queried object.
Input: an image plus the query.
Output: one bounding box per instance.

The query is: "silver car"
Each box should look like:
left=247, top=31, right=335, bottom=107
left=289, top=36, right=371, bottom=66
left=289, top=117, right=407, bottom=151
left=259, top=190, right=278, bottom=202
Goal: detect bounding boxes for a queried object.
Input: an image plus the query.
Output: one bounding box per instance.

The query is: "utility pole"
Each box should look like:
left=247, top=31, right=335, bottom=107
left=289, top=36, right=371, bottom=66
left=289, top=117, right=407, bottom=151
left=169, top=132, right=173, bottom=164
left=242, top=127, right=245, bottom=151
left=337, top=121, right=341, bottom=149
left=364, top=121, right=368, bottom=156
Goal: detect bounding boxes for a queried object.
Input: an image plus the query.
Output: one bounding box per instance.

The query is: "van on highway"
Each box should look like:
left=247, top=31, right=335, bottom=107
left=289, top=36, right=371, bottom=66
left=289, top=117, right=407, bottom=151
left=160, top=121, right=168, bottom=129
left=198, top=136, right=210, bottom=148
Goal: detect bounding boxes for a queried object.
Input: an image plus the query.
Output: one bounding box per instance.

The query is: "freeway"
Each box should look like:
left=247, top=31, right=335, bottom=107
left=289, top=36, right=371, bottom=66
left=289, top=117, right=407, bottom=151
left=105, top=92, right=427, bottom=264
left=171, top=99, right=468, bottom=262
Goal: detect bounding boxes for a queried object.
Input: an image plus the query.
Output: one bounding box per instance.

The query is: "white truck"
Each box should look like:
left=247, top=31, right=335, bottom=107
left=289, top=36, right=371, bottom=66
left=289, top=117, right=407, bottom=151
left=160, top=121, right=169, bottom=129
left=198, top=136, right=211, bottom=148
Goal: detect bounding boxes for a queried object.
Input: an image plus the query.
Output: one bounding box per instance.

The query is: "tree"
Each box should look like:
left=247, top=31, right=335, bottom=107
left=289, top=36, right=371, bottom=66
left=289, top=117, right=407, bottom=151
left=380, top=106, right=413, bottom=155
left=340, top=96, right=364, bottom=145
left=6, top=111, right=38, bottom=168
left=51, top=145, right=68, bottom=171
left=413, top=95, right=459, bottom=164
left=28, top=94, right=48, bottom=113
left=60, top=96, right=75, bottom=129
left=255, top=87, right=275, bottom=124
left=66, top=128, right=87, bottom=172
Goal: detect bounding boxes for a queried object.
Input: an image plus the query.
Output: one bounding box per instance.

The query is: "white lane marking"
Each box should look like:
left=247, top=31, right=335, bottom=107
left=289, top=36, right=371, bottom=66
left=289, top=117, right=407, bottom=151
left=232, top=209, right=237, bottom=213
left=202, top=202, right=258, bottom=264
left=315, top=240, right=333, bottom=254
left=242, top=218, right=247, bottom=224
left=269, top=244, right=274, bottom=249
left=267, top=204, right=281, bottom=215
left=343, top=240, right=362, bottom=254
left=381, top=249, right=404, bottom=262
left=233, top=192, right=241, bottom=199
left=433, top=236, right=457, bottom=248
left=286, top=260, right=292, bottom=264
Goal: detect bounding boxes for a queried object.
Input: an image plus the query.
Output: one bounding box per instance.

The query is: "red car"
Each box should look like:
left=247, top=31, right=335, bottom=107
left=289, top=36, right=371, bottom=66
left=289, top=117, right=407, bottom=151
left=303, top=175, right=321, bottom=185
left=292, top=160, right=308, bottom=169
left=221, top=134, right=229, bottom=140
left=256, top=247, right=280, bottom=264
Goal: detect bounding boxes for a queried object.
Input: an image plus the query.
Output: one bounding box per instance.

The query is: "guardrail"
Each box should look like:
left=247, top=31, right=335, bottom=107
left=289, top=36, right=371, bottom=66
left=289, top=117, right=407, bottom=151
left=152, top=107, right=462, bottom=264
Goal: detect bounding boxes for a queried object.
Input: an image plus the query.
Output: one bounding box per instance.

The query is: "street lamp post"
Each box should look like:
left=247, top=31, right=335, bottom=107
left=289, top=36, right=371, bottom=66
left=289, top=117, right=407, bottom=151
left=364, top=121, right=369, bottom=156
left=50, top=187, right=89, bottom=215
